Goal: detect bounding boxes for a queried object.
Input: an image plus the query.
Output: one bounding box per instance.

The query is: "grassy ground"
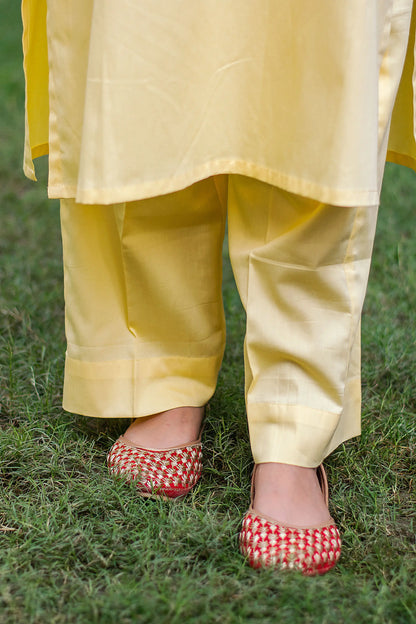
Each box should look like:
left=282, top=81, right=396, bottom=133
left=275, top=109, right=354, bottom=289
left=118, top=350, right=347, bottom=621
left=0, top=2, right=415, bottom=623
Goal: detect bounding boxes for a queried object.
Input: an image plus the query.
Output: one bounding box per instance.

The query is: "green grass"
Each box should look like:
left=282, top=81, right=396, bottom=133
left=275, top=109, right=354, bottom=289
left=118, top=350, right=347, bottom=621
left=0, top=1, right=415, bottom=622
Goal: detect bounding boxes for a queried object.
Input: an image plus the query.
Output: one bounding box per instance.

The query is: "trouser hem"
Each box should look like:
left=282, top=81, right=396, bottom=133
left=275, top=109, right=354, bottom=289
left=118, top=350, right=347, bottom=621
left=62, top=353, right=221, bottom=418
left=247, top=377, right=361, bottom=466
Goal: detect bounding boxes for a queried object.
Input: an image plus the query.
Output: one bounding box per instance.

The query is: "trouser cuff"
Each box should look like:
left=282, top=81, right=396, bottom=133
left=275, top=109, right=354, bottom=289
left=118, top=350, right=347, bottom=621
left=63, top=353, right=221, bottom=418
left=247, top=380, right=361, bottom=467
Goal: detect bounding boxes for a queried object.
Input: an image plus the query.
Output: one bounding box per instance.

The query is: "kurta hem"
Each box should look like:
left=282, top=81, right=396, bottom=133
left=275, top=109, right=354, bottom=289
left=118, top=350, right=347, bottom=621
left=48, top=159, right=380, bottom=208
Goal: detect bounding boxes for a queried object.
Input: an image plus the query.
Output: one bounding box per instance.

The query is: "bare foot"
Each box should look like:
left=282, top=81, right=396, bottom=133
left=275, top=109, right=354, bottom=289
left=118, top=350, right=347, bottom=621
left=253, top=463, right=333, bottom=527
left=123, top=406, right=204, bottom=449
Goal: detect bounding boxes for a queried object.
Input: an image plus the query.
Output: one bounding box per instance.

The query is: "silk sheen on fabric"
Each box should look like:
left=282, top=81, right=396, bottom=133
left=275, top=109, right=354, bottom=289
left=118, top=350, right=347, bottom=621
left=22, top=0, right=416, bottom=206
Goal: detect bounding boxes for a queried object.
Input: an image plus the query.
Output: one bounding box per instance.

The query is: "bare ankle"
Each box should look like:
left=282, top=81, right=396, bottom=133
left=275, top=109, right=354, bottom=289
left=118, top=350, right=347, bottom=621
left=253, top=462, right=332, bottom=527
left=124, top=406, right=204, bottom=449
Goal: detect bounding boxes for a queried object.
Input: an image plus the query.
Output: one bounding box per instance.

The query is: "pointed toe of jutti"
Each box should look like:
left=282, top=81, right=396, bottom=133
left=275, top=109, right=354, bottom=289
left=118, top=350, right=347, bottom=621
left=107, top=435, right=203, bottom=500
left=239, top=510, right=341, bottom=575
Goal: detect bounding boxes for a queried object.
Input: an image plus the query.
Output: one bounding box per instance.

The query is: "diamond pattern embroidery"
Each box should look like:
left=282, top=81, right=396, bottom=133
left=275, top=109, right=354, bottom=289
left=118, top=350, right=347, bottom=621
left=240, top=511, right=341, bottom=575
left=107, top=438, right=202, bottom=498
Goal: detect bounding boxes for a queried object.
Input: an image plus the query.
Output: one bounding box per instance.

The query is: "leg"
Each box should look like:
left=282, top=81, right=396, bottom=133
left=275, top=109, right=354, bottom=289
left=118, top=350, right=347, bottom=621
left=61, top=177, right=226, bottom=448
left=228, top=177, right=377, bottom=523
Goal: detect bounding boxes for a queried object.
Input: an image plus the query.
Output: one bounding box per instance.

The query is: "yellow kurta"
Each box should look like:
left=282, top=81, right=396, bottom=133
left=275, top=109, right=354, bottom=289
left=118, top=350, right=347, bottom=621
left=22, top=0, right=416, bottom=207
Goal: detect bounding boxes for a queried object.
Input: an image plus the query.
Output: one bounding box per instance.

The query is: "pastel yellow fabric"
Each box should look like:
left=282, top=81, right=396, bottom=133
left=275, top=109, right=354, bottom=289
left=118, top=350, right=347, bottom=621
left=22, top=0, right=416, bottom=207
left=60, top=179, right=226, bottom=422
left=21, top=0, right=48, bottom=177
left=60, top=177, right=377, bottom=467
left=227, top=178, right=378, bottom=466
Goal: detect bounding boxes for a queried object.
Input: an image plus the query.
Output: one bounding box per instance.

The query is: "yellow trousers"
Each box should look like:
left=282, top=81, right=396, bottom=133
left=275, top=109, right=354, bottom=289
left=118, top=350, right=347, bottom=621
left=59, top=0, right=411, bottom=467
left=61, top=178, right=377, bottom=467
